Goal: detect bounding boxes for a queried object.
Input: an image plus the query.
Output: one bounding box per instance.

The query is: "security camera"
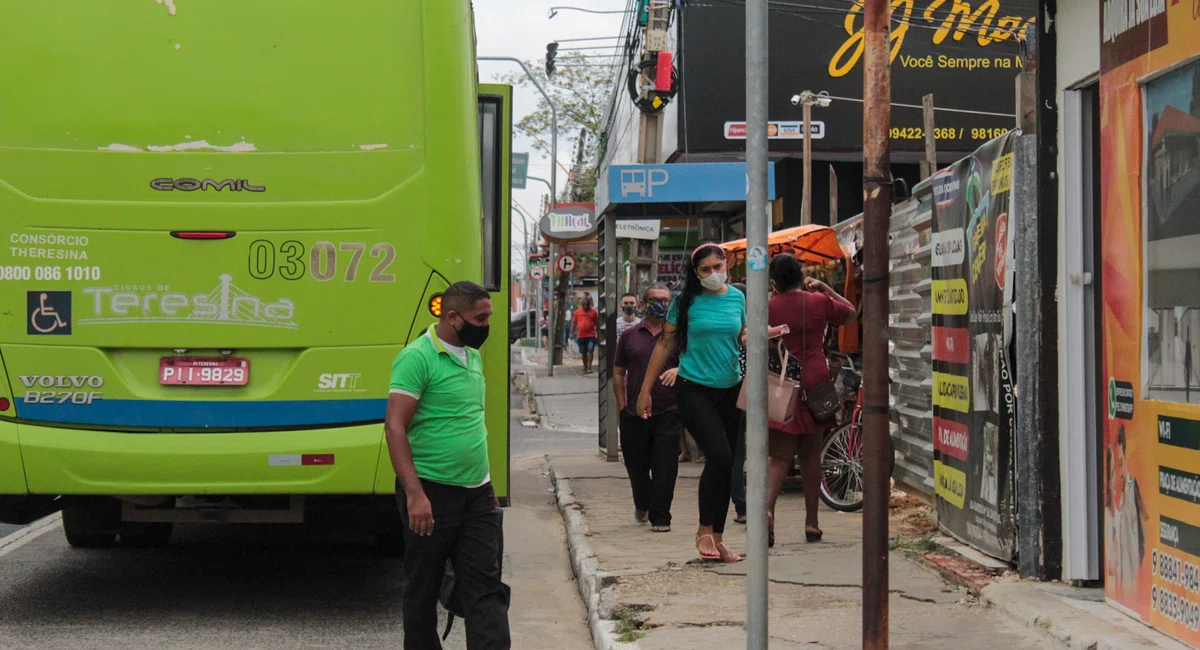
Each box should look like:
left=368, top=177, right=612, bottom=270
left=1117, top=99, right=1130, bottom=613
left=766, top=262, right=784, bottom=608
left=790, top=94, right=801, bottom=106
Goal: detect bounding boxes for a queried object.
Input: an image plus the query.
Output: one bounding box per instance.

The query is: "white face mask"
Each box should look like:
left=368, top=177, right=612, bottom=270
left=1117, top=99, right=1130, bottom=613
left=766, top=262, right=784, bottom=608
left=700, top=271, right=727, bottom=291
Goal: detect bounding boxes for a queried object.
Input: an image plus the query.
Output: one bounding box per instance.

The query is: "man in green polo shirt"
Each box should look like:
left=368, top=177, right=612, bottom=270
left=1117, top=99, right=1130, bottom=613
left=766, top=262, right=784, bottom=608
left=385, top=280, right=510, bottom=650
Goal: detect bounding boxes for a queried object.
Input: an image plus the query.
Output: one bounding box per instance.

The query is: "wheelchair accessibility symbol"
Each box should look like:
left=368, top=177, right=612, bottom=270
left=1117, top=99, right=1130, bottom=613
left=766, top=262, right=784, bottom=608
left=27, top=291, right=72, bottom=336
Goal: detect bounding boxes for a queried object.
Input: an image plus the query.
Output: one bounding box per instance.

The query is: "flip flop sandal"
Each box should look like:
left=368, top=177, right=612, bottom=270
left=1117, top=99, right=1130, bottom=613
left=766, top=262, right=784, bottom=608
left=652, top=525, right=671, bottom=533
left=696, top=534, right=720, bottom=560
left=716, top=542, right=743, bottom=563
left=635, top=509, right=649, bottom=524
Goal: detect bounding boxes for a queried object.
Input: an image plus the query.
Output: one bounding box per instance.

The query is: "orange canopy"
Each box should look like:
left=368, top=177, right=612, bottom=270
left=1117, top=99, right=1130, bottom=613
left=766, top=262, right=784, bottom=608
left=722, top=224, right=859, bottom=353
left=720, top=224, right=847, bottom=263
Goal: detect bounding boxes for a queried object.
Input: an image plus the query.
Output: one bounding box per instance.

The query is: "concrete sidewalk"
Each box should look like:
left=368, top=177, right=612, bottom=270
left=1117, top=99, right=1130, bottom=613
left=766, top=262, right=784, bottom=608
left=521, top=349, right=597, bottom=434
left=518, top=348, right=1188, bottom=649
left=549, top=453, right=1049, bottom=649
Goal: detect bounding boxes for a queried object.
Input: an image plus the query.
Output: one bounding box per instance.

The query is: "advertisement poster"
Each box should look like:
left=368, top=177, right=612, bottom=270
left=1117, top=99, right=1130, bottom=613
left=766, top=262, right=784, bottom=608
left=1100, top=1, right=1200, bottom=644
left=930, top=132, right=1017, bottom=560
left=657, top=251, right=688, bottom=290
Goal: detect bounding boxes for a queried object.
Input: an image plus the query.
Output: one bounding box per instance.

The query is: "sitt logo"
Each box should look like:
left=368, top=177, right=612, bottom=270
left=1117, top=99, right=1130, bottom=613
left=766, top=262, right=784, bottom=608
left=317, top=373, right=362, bottom=392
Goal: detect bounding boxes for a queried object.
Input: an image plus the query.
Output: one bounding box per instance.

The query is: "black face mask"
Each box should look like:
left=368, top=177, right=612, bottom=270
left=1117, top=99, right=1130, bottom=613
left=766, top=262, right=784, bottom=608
left=622, top=305, right=635, bottom=316
left=455, top=320, right=490, bottom=349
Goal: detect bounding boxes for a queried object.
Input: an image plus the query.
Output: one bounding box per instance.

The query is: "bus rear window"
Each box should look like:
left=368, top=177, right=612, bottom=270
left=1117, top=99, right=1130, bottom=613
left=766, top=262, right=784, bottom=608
left=0, top=3, right=424, bottom=153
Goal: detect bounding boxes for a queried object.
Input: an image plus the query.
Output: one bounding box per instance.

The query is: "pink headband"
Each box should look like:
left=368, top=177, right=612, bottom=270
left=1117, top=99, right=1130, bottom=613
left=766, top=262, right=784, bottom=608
left=691, top=242, right=721, bottom=261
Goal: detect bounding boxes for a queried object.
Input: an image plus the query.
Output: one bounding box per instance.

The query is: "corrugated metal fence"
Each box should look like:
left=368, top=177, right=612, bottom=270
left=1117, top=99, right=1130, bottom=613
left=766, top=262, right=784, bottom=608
left=887, top=186, right=935, bottom=500
left=835, top=182, right=935, bottom=501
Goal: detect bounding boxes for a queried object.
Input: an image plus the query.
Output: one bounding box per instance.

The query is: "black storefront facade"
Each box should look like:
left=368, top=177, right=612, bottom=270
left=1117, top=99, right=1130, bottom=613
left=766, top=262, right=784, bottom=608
left=651, top=0, right=1036, bottom=227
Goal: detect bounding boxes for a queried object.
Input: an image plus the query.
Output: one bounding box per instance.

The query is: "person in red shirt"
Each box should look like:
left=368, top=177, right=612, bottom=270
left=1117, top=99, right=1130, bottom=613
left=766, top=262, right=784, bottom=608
left=571, top=293, right=600, bottom=374
left=765, top=254, right=854, bottom=547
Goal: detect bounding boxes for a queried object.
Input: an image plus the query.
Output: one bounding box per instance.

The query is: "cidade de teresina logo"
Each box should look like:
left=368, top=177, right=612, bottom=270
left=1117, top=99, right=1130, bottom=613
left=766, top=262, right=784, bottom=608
left=79, top=274, right=297, bottom=330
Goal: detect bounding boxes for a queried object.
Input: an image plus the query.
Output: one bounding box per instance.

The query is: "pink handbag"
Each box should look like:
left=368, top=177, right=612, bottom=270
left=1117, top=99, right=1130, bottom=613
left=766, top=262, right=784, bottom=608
left=737, top=340, right=802, bottom=423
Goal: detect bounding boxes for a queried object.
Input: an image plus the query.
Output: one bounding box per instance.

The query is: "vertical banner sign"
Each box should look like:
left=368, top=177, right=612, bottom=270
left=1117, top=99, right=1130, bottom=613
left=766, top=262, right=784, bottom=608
left=1100, top=1, right=1200, bottom=644
left=930, top=131, right=1017, bottom=560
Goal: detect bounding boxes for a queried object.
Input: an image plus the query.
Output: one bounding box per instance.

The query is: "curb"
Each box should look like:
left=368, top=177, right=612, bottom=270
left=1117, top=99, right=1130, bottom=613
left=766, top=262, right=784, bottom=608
left=549, top=461, right=639, bottom=650
left=980, top=582, right=1188, bottom=650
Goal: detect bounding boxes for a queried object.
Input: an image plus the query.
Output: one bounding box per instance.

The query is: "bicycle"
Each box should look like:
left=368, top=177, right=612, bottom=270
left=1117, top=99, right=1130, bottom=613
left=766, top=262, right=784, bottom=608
left=818, top=352, right=895, bottom=512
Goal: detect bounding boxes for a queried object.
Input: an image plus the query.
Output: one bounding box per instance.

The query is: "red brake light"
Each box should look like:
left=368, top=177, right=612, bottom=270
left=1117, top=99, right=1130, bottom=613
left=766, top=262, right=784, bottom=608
left=171, top=231, right=236, bottom=240
left=0, top=398, right=11, bottom=411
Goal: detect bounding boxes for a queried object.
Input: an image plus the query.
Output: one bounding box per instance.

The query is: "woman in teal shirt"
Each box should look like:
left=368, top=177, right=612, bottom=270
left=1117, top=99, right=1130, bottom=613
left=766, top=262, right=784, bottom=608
left=637, top=242, right=746, bottom=563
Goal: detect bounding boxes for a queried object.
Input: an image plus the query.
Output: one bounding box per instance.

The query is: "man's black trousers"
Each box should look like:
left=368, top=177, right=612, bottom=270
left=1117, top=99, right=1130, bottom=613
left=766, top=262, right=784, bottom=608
left=397, top=479, right=510, bottom=649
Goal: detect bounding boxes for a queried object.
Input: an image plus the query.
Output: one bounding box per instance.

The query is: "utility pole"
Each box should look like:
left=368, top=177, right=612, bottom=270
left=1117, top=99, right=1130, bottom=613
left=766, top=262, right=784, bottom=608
left=795, top=91, right=831, bottom=225
left=597, top=0, right=672, bottom=462
left=744, top=0, right=770, bottom=648
left=803, top=99, right=812, bottom=224
left=861, top=0, right=892, bottom=646
left=829, top=166, right=839, bottom=223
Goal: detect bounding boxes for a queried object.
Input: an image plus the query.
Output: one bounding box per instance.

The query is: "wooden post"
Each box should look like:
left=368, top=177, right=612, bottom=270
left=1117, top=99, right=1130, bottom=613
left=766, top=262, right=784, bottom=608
left=802, top=101, right=813, bottom=225
left=921, top=94, right=937, bottom=180
left=829, top=165, right=839, bottom=223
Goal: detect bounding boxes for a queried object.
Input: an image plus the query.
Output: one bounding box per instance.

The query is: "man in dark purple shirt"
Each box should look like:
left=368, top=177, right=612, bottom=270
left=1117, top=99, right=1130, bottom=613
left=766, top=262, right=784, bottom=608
left=613, top=283, right=681, bottom=532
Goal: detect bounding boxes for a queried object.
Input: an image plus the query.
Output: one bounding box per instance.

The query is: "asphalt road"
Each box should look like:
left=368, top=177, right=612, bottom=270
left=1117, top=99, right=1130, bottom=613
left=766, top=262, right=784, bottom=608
left=0, top=408, right=594, bottom=650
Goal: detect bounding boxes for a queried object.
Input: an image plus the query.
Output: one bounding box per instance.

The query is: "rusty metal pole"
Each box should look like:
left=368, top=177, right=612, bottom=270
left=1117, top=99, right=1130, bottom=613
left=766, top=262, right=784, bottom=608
left=861, top=0, right=892, bottom=646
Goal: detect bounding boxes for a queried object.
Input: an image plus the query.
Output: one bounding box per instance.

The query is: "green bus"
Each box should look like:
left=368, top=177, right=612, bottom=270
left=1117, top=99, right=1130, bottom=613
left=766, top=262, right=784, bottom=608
left=0, top=0, right=512, bottom=548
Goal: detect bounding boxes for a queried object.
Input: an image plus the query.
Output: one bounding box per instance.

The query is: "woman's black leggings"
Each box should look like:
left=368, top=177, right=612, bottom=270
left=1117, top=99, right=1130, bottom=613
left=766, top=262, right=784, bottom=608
left=675, top=377, right=744, bottom=534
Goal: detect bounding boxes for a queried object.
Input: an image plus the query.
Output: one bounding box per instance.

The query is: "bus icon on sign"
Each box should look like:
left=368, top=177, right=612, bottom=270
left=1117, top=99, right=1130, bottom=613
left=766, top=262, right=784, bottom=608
left=620, top=168, right=669, bottom=199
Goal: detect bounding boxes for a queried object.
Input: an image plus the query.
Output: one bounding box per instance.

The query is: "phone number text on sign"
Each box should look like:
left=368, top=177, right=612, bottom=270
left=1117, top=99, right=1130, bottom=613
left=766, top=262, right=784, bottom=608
left=247, top=241, right=396, bottom=283
left=1152, top=548, right=1200, bottom=632
left=0, top=266, right=101, bottom=281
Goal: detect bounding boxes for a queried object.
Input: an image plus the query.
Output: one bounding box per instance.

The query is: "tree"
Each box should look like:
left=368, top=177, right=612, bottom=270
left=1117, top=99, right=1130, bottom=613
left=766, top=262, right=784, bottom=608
left=501, top=52, right=619, bottom=203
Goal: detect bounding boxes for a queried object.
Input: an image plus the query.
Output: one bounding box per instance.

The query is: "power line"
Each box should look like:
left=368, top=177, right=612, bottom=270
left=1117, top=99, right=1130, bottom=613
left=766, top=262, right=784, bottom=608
left=817, top=93, right=1016, bottom=117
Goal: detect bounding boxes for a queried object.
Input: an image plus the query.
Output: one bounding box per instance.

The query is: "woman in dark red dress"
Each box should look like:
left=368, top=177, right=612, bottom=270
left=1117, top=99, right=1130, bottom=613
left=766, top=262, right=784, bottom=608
left=765, top=254, right=855, bottom=546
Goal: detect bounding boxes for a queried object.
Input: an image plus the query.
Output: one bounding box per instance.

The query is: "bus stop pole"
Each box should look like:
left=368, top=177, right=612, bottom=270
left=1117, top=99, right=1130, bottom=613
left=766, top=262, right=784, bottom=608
left=479, top=56, right=558, bottom=374
left=744, top=0, right=770, bottom=647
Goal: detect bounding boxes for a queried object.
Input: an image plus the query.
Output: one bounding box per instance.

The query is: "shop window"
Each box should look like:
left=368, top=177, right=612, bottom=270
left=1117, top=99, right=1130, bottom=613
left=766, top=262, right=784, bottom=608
left=1143, top=60, right=1200, bottom=404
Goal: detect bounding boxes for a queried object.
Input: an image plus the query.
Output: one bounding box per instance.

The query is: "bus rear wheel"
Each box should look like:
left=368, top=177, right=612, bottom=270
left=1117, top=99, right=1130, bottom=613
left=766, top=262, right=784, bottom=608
left=62, top=497, right=119, bottom=549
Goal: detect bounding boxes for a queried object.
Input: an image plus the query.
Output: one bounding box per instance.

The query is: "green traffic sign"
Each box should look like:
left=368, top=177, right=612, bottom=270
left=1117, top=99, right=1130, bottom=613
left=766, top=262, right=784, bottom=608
left=512, top=152, right=529, bottom=190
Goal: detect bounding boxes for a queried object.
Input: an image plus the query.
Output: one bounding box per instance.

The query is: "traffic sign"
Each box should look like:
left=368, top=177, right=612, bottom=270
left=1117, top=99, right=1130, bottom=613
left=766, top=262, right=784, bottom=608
left=557, top=254, right=577, bottom=274
left=512, top=152, right=529, bottom=190
left=529, top=264, right=545, bottom=281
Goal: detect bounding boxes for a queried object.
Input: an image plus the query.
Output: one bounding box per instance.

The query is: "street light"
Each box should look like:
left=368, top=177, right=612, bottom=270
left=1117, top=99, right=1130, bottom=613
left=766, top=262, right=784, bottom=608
left=792, top=90, right=832, bottom=225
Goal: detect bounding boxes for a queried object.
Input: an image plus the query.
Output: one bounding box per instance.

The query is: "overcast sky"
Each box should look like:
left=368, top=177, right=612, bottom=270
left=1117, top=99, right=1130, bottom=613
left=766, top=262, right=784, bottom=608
left=473, top=0, right=628, bottom=272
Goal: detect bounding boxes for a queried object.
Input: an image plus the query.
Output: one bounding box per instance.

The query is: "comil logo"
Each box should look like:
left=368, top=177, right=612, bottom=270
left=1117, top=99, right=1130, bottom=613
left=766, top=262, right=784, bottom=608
left=151, top=178, right=265, bottom=192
